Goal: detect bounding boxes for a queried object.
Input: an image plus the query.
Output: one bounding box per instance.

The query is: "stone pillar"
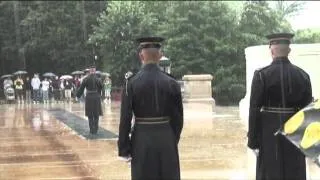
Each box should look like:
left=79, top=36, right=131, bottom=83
left=182, top=74, right=215, bottom=113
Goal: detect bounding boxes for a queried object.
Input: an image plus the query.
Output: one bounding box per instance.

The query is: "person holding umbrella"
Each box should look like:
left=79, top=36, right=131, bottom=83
left=71, top=71, right=84, bottom=101
left=42, top=72, right=56, bottom=101
left=51, top=76, right=60, bottom=103
left=13, top=71, right=27, bottom=103
left=14, top=76, right=24, bottom=104
left=3, top=76, right=13, bottom=90
left=3, top=76, right=14, bottom=102
left=41, top=78, right=50, bottom=104
left=73, top=76, right=81, bottom=102
left=103, top=75, right=112, bottom=104
left=31, top=74, right=41, bottom=104
left=64, top=78, right=73, bottom=103
left=247, top=33, right=313, bottom=180
left=76, top=66, right=103, bottom=135
left=25, top=76, right=32, bottom=103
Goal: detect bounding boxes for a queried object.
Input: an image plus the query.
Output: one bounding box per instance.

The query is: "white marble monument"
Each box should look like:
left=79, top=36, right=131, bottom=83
left=182, top=74, right=215, bottom=114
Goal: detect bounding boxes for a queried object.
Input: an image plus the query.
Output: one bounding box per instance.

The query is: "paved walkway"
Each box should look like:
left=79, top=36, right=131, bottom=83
left=0, top=102, right=318, bottom=179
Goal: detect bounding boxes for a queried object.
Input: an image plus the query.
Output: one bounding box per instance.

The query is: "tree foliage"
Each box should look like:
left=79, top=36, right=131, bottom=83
left=0, top=1, right=106, bottom=75
left=271, top=1, right=306, bottom=20
left=0, top=0, right=315, bottom=105
left=293, top=28, right=320, bottom=44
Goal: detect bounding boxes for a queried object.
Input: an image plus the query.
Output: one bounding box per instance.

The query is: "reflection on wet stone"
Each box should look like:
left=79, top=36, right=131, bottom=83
left=48, top=108, right=118, bottom=140
left=0, top=103, right=319, bottom=179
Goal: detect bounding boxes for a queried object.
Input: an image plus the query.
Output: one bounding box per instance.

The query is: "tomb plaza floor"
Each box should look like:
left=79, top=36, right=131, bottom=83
left=0, top=102, right=319, bottom=179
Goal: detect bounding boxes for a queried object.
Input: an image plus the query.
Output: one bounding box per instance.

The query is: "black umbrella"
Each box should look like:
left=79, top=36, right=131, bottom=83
left=43, top=72, right=56, bottom=77
left=0, top=74, right=12, bottom=79
left=13, top=70, right=27, bottom=75
left=71, top=71, right=84, bottom=75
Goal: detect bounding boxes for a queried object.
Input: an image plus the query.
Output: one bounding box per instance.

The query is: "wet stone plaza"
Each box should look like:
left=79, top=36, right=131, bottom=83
left=0, top=102, right=319, bottom=180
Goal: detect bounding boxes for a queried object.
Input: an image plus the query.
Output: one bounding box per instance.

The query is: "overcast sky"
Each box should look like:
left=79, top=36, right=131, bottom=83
left=287, top=1, right=320, bottom=30
left=227, top=1, right=320, bottom=31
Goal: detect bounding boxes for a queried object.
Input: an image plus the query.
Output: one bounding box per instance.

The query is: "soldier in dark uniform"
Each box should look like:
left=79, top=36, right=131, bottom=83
left=247, top=33, right=313, bottom=180
left=76, top=66, right=103, bottom=134
left=118, top=37, right=183, bottom=180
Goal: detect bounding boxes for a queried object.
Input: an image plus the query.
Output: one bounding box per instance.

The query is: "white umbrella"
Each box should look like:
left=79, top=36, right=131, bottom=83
left=0, top=74, right=12, bottom=79
left=13, top=70, right=27, bottom=75
left=83, top=68, right=90, bottom=72
left=43, top=72, right=56, bottom=77
left=60, top=75, right=73, bottom=80
left=102, top=72, right=110, bottom=77
left=71, top=71, right=84, bottom=75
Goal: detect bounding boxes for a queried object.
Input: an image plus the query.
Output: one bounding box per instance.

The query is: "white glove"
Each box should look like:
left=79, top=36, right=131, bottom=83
left=118, top=156, right=132, bottom=162
left=252, top=149, right=259, bottom=156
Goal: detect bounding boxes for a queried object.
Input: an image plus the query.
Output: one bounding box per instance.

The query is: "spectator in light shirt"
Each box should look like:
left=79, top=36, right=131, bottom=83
left=64, top=79, right=72, bottom=103
left=14, top=76, right=24, bottom=104
left=41, top=78, right=50, bottom=103
left=31, top=74, right=41, bottom=104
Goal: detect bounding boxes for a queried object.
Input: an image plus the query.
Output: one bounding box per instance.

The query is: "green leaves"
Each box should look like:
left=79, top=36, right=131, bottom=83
left=88, top=0, right=306, bottom=104
left=0, top=0, right=312, bottom=105
left=90, top=1, right=164, bottom=85
left=0, top=1, right=106, bottom=74
left=293, top=28, right=320, bottom=44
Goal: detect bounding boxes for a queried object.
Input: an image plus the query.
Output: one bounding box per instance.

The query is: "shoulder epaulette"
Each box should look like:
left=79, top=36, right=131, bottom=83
left=125, top=71, right=134, bottom=80
left=256, top=65, right=270, bottom=72
left=254, top=68, right=265, bottom=86
left=124, top=71, right=135, bottom=96
left=292, top=64, right=310, bottom=79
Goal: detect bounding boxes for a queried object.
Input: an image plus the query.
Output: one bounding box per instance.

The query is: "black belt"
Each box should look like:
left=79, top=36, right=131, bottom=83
left=261, top=106, right=299, bottom=113
left=135, top=116, right=170, bottom=125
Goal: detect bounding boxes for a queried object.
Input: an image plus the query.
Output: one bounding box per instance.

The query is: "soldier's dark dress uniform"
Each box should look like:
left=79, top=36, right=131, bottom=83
left=77, top=69, right=103, bottom=134
left=118, top=37, right=183, bottom=180
left=247, top=33, right=313, bottom=180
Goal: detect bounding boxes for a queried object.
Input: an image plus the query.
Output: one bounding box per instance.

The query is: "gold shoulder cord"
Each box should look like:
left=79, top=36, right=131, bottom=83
left=125, top=72, right=132, bottom=96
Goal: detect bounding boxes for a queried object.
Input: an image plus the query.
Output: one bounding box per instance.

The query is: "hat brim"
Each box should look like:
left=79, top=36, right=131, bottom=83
left=266, top=33, right=294, bottom=40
